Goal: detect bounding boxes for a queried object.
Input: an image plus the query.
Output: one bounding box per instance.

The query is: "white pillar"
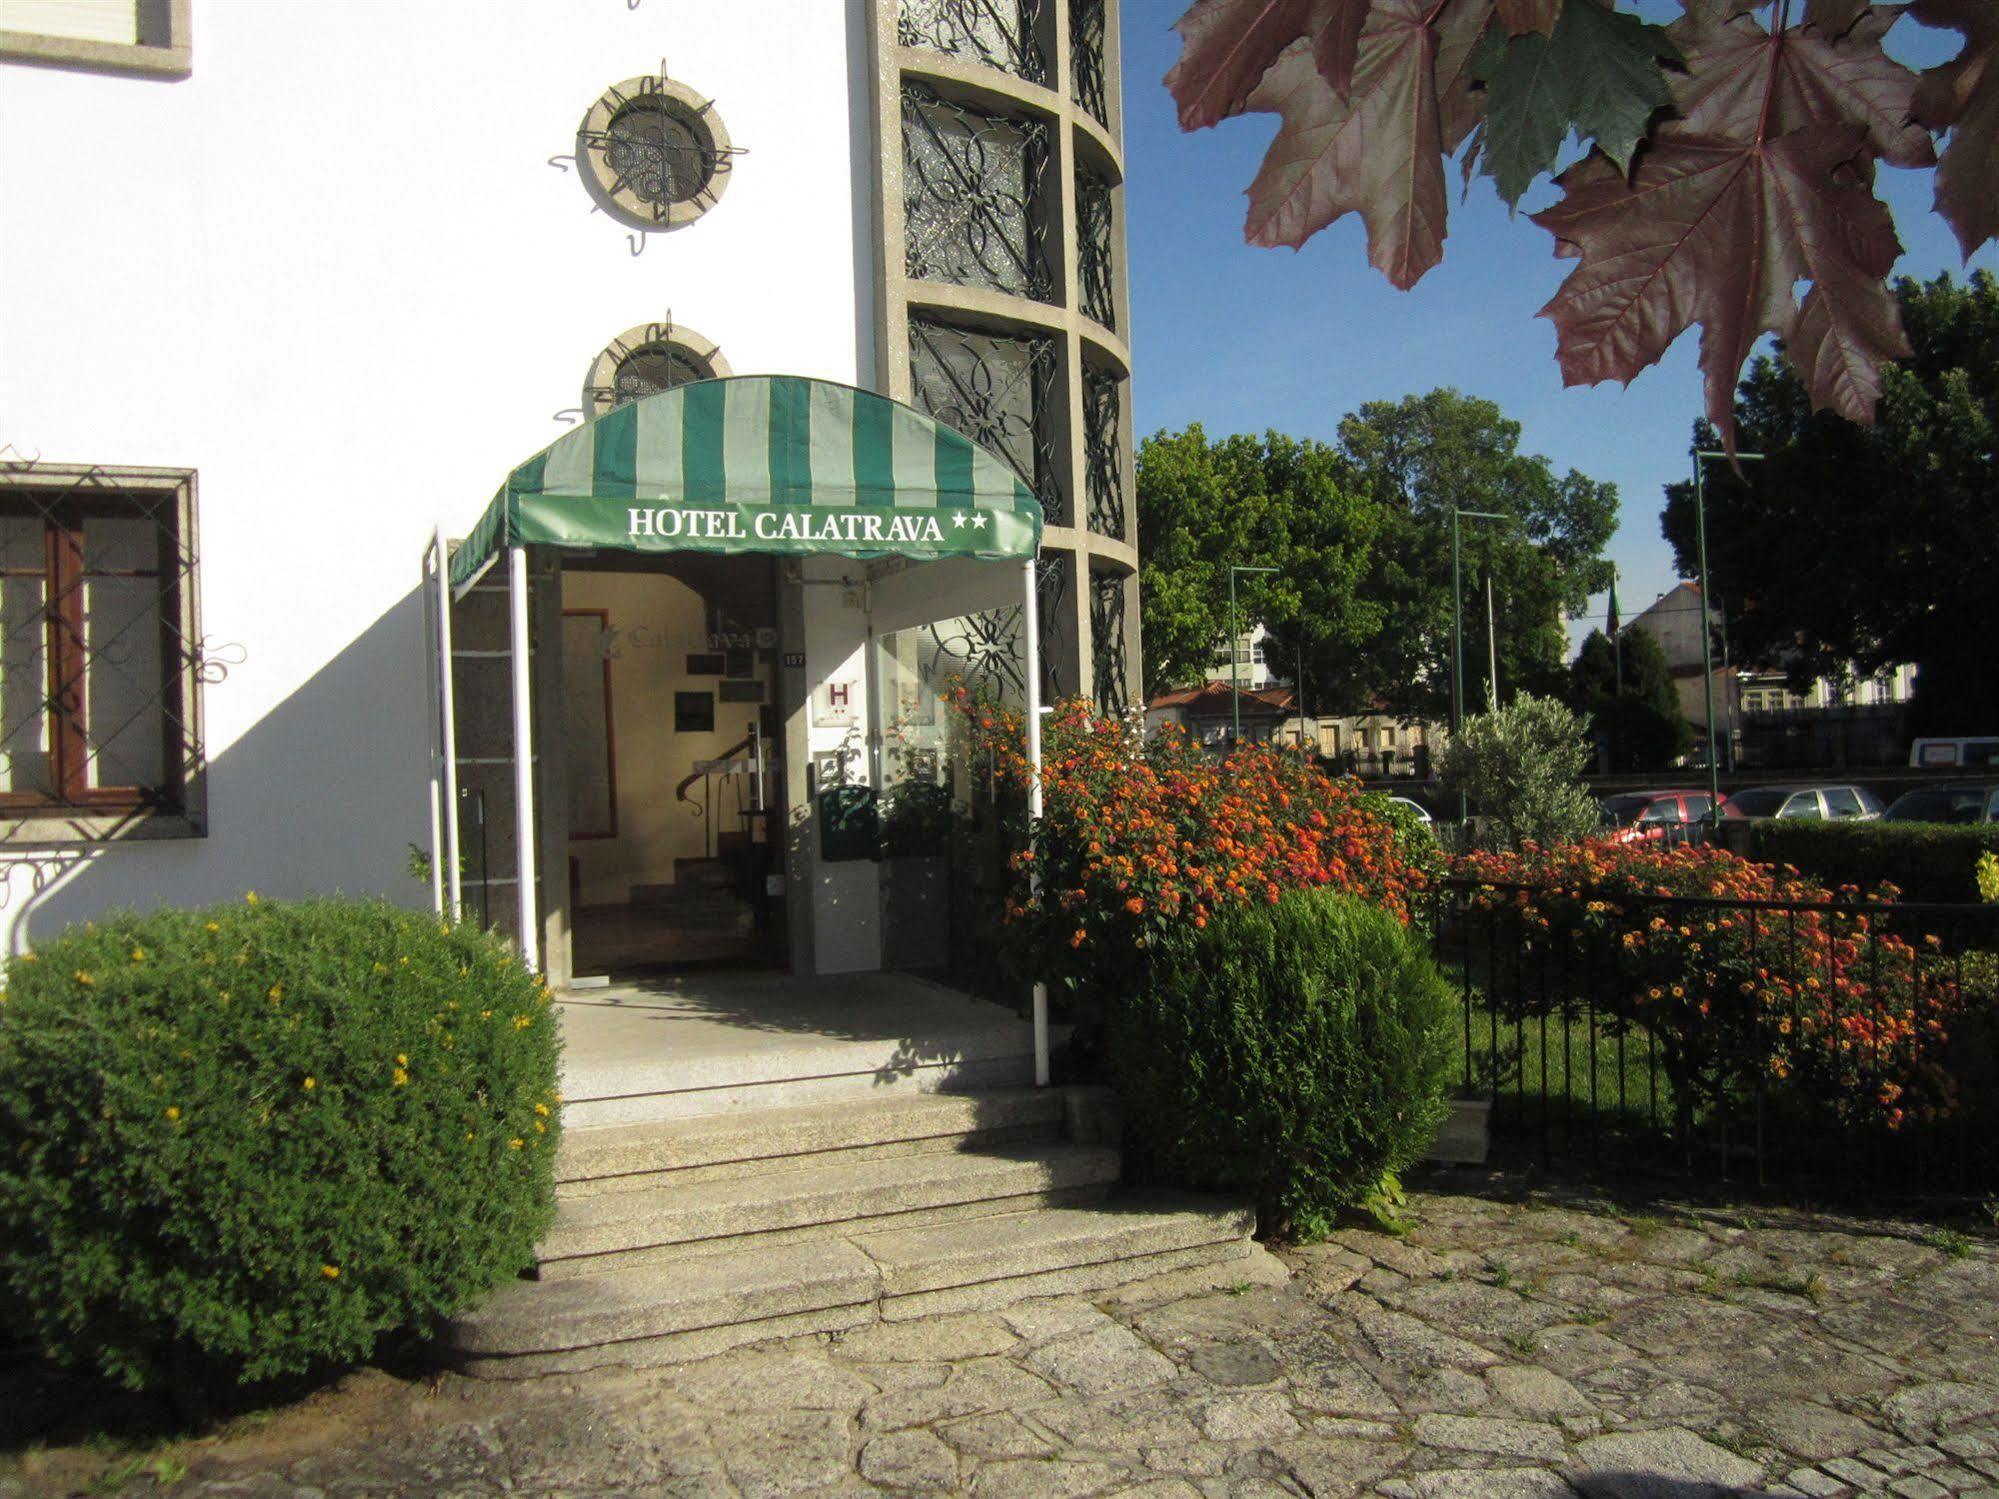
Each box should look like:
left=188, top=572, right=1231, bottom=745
left=508, top=545, right=540, bottom=971
left=424, top=541, right=445, bottom=918
left=1021, top=556, right=1048, bottom=1087
left=435, top=526, right=462, bottom=923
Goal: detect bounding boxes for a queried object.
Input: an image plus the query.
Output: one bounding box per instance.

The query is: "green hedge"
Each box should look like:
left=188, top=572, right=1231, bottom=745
left=1749, top=820, right=1999, bottom=904
left=0, top=898, right=560, bottom=1394
left=1107, top=889, right=1452, bottom=1239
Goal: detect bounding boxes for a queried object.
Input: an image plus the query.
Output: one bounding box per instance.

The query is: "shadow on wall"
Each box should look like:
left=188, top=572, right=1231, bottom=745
left=7, top=586, right=435, bottom=948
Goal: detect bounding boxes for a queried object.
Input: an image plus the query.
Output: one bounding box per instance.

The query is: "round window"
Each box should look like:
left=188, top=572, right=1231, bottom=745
left=584, top=322, right=731, bottom=417
left=577, top=77, right=733, bottom=232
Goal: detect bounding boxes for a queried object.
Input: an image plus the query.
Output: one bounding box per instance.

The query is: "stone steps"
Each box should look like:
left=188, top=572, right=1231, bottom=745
left=556, top=1086, right=1072, bottom=1197
left=447, top=1198, right=1257, bottom=1377
left=539, top=1143, right=1122, bottom=1278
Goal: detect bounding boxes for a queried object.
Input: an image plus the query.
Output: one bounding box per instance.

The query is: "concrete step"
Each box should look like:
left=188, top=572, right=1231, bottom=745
left=537, top=1143, right=1123, bottom=1278
left=556, top=1086, right=1076, bottom=1197
left=446, top=1195, right=1259, bottom=1378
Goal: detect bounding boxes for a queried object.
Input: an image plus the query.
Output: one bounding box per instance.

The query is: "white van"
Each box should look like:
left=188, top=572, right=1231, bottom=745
left=1909, top=737, right=1999, bottom=769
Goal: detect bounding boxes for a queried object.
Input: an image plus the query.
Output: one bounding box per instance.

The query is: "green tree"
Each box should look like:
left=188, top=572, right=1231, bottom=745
left=1331, top=390, right=1618, bottom=721
left=1570, top=626, right=1691, bottom=772
left=1136, top=392, right=1619, bottom=720
left=1660, top=271, right=1999, bottom=737
left=1135, top=425, right=1379, bottom=699
left=1438, top=692, right=1600, bottom=848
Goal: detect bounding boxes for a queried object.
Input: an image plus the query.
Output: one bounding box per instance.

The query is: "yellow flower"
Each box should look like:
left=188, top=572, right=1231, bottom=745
left=480, top=1009, right=493, bottom=1020
left=321, top=1264, right=339, bottom=1279
left=74, top=971, right=94, bottom=987
left=533, top=1102, right=549, bottom=1117
left=396, top=1054, right=408, bottom=1066
left=513, top=1015, right=532, bottom=1030
left=15, top=953, right=34, bottom=963
left=165, top=1106, right=180, bottom=1122
left=508, top=1137, right=524, bottom=1150
left=398, top=956, right=410, bottom=966
left=302, top=1076, right=316, bottom=1091
left=392, top=1067, right=408, bottom=1086
left=205, top=922, right=220, bottom=933
left=244, top=891, right=260, bottom=905
left=268, top=984, right=283, bottom=1001
left=130, top=948, right=146, bottom=963
left=533, top=1121, right=545, bottom=1134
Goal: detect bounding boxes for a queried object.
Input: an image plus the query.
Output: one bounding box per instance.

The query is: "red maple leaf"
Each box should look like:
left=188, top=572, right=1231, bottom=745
left=1532, top=126, right=1907, bottom=443
left=1244, top=0, right=1483, bottom=289
left=1166, top=0, right=1376, bottom=128
left=1668, top=1, right=1936, bottom=168
left=1909, top=0, right=1999, bottom=258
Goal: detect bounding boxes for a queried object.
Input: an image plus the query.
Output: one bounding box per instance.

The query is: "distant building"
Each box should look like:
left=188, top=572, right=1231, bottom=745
left=1624, top=583, right=1915, bottom=769
left=1145, top=683, right=1443, bottom=777
left=1146, top=682, right=1297, bottom=747
left=1209, top=624, right=1280, bottom=691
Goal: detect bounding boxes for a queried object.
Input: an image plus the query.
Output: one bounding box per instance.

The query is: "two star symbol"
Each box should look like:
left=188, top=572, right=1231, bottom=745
left=950, top=512, right=990, bottom=530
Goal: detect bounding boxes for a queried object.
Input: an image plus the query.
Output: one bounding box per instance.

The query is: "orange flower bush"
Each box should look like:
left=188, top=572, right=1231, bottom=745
left=948, top=687, right=1434, bottom=1006
left=1452, top=839, right=1990, bottom=1138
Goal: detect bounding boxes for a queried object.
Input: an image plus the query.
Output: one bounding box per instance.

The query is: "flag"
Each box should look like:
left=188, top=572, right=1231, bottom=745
left=1606, top=577, right=1621, bottom=639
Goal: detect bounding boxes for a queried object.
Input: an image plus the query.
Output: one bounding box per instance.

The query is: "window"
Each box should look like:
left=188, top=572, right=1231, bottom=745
left=1, top=0, right=190, bottom=76
left=1824, top=787, right=1864, bottom=819
left=1780, top=792, right=1823, bottom=820
left=584, top=321, right=730, bottom=418
left=0, top=464, right=202, bottom=839
left=576, top=75, right=734, bottom=232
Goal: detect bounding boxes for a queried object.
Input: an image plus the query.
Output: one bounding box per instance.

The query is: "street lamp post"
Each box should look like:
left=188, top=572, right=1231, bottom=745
left=1451, top=509, right=1510, bottom=822
left=1691, top=448, right=1762, bottom=830
left=1228, top=564, right=1279, bottom=746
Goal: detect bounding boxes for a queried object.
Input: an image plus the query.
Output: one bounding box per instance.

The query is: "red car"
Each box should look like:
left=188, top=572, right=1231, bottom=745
left=1596, top=790, right=1717, bottom=843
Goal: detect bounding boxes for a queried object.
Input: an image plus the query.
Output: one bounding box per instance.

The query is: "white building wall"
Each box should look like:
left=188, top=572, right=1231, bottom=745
left=0, top=0, right=871, bottom=946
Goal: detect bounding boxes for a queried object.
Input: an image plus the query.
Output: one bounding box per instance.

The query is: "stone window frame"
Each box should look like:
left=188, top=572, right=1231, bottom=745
left=575, top=74, right=735, bottom=234
left=0, top=0, right=191, bottom=78
left=582, top=321, right=732, bottom=419
left=0, top=462, right=206, bottom=845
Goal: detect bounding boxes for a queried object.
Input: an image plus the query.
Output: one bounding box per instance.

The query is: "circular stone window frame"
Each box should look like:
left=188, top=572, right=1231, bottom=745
left=575, top=74, right=734, bottom=233
left=583, top=321, right=732, bottom=418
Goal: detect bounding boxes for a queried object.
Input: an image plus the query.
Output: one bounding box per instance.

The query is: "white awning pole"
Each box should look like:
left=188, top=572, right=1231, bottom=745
left=1021, top=556, right=1048, bottom=1087
left=435, top=525, right=462, bottom=923
left=423, top=538, right=445, bottom=918
left=508, top=545, right=540, bottom=971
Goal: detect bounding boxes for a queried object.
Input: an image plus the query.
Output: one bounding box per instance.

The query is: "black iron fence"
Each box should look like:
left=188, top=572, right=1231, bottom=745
left=1425, top=877, right=1999, bottom=1199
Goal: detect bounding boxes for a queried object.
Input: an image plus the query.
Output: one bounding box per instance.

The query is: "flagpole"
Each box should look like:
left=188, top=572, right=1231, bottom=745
left=1611, top=567, right=1622, bottom=697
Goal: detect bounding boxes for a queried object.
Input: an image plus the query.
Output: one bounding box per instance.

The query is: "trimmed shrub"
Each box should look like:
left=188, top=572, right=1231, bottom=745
left=1107, top=888, right=1452, bottom=1238
left=1749, top=819, right=1999, bottom=904
left=0, top=897, right=560, bottom=1393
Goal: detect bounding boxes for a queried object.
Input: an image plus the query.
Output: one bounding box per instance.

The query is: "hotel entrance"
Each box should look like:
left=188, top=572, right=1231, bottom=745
left=558, top=554, right=782, bottom=979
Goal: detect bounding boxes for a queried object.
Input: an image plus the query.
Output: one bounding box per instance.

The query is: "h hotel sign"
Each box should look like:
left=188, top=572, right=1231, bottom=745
left=814, top=679, right=859, bottom=728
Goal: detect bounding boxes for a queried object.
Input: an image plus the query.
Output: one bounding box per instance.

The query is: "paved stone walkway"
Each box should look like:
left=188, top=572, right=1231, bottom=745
left=8, top=1182, right=1999, bottom=1497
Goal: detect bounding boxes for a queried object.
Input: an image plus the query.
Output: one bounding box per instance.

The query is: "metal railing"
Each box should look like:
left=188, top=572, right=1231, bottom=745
left=1426, top=877, right=1999, bottom=1199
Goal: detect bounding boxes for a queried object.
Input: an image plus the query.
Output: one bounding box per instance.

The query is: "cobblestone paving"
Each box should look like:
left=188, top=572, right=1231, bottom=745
left=9, top=1183, right=1999, bottom=1497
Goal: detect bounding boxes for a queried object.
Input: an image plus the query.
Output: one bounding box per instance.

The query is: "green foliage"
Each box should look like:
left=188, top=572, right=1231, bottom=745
left=1437, top=692, right=1600, bottom=847
left=1748, top=820, right=1999, bottom=905
left=1569, top=625, right=1691, bottom=771
left=1106, top=889, right=1452, bottom=1239
left=0, top=898, right=561, bottom=1394
left=1135, top=391, right=1618, bottom=721
left=1663, top=271, right=1999, bottom=737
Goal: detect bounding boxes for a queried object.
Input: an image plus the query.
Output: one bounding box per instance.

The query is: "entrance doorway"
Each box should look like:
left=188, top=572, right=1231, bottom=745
left=559, top=554, right=783, bottom=978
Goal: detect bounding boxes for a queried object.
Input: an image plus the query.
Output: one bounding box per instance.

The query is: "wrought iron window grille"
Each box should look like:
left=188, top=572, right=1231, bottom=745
left=1037, top=550, right=1072, bottom=702
left=1070, top=0, right=1110, bottom=126
left=898, top=0, right=1050, bottom=87
left=1076, top=170, right=1117, bottom=332
left=902, top=83, right=1056, bottom=305
left=576, top=71, right=743, bottom=233
left=1081, top=363, right=1126, bottom=540
left=1090, top=569, right=1130, bottom=715
left=0, top=461, right=205, bottom=842
left=908, top=317, right=1064, bottom=526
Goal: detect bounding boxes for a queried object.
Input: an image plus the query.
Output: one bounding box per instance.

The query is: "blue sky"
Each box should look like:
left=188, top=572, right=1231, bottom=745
left=1119, top=4, right=1996, bottom=651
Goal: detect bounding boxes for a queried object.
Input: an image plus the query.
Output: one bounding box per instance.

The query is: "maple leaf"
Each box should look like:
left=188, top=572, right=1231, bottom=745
left=1803, top=0, right=1874, bottom=37
left=1495, top=0, right=1562, bottom=35
left=1166, top=0, right=1376, bottom=127
left=1532, top=125, right=1907, bottom=443
left=1908, top=0, right=1999, bottom=257
left=1475, top=0, right=1680, bottom=205
left=1242, top=0, right=1457, bottom=288
left=1437, top=0, right=1499, bottom=152
left=1667, top=1, right=1936, bottom=168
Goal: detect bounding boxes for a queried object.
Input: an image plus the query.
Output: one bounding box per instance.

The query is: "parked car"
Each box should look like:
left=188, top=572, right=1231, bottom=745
left=1596, top=789, right=1717, bottom=843
left=1386, top=795, right=1434, bottom=825
left=1882, top=782, right=1999, bottom=824
left=1719, top=784, right=1885, bottom=821
left=1909, top=737, right=1999, bottom=770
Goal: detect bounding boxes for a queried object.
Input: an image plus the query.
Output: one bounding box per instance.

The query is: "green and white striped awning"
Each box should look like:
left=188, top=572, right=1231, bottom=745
left=449, top=375, right=1043, bottom=592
